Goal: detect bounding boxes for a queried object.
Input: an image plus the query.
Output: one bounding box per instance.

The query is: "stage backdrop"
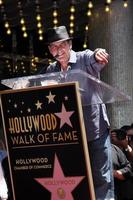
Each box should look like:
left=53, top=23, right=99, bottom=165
left=0, top=82, right=95, bottom=200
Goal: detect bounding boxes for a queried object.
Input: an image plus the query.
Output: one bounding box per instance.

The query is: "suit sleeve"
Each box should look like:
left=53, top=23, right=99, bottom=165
left=116, top=146, right=133, bottom=179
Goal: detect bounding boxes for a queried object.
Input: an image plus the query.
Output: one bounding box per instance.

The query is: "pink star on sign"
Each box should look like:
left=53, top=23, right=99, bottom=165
left=54, top=104, right=74, bottom=128
left=35, top=154, right=84, bottom=200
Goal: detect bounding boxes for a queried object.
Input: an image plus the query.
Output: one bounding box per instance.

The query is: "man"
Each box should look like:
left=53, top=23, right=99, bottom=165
left=45, top=26, right=114, bottom=199
left=121, top=125, right=133, bottom=149
left=111, top=128, right=133, bottom=162
left=0, top=154, right=8, bottom=200
left=112, top=144, right=133, bottom=200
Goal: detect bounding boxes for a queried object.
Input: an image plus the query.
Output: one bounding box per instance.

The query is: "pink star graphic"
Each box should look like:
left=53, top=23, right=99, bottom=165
left=35, top=154, right=84, bottom=200
left=54, top=104, right=74, bottom=128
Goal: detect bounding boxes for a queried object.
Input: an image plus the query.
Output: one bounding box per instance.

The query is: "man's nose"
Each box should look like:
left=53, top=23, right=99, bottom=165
left=57, top=46, right=63, bottom=54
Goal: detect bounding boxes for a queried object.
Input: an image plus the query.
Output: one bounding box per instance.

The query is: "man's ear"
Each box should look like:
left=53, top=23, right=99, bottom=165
left=48, top=46, right=52, bottom=54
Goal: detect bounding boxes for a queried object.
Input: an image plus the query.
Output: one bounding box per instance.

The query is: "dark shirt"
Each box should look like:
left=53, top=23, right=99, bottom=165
left=112, top=144, right=133, bottom=200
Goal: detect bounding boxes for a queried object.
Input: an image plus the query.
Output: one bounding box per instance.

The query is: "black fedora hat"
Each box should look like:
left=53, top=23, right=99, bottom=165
left=45, top=26, right=72, bottom=44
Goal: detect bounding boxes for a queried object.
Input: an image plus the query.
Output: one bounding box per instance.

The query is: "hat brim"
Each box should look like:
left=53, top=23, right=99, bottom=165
left=46, top=37, right=72, bottom=45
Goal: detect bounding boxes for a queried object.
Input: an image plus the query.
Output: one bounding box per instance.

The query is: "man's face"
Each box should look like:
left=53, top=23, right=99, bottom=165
left=110, top=131, right=128, bottom=148
left=110, top=131, right=119, bottom=145
left=48, top=40, right=71, bottom=63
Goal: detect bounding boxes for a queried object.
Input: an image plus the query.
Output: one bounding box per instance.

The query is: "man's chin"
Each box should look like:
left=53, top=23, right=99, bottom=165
left=57, top=57, right=65, bottom=62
